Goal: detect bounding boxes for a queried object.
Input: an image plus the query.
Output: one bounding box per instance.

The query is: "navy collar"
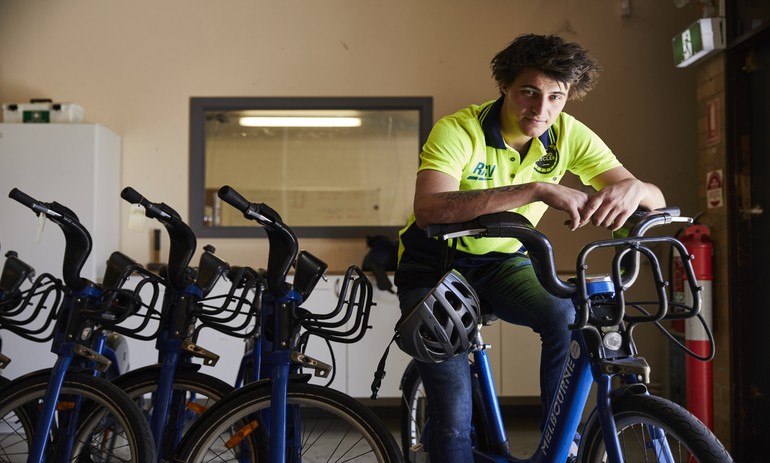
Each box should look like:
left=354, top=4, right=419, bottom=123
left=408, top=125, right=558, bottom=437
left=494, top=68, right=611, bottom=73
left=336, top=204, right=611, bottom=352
left=480, top=96, right=551, bottom=155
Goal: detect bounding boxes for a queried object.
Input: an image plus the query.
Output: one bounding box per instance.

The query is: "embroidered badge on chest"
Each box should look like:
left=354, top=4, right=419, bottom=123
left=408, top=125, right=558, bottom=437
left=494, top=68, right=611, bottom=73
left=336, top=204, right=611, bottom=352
left=534, top=146, right=559, bottom=174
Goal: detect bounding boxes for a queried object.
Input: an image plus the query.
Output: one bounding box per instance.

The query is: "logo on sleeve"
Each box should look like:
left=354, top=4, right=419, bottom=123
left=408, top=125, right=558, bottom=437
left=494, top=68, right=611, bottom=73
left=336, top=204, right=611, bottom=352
left=467, top=162, right=496, bottom=181
left=534, top=147, right=559, bottom=174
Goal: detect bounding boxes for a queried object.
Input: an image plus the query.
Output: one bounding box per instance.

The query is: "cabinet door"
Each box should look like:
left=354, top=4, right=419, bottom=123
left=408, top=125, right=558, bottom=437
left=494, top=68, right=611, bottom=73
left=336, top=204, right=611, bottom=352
left=298, top=275, right=349, bottom=393
left=345, top=277, right=411, bottom=399
left=499, top=322, right=541, bottom=396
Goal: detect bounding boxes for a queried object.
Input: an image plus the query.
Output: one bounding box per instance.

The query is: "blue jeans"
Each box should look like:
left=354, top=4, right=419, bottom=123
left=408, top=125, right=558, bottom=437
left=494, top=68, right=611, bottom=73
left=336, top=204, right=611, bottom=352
left=398, top=253, right=575, bottom=463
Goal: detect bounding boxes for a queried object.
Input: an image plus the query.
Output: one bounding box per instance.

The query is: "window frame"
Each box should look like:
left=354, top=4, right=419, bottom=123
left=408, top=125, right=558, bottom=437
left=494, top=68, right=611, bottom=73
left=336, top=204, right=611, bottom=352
left=189, top=96, right=432, bottom=238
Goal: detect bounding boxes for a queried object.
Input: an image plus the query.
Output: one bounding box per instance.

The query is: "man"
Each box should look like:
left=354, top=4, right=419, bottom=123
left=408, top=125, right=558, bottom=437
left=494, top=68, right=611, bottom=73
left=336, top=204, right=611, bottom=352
left=395, top=34, right=665, bottom=462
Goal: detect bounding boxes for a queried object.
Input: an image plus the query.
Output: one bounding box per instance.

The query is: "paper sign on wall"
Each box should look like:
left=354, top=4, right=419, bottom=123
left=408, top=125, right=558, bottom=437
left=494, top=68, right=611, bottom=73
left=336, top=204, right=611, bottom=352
left=707, top=99, right=720, bottom=146
left=707, top=170, right=723, bottom=209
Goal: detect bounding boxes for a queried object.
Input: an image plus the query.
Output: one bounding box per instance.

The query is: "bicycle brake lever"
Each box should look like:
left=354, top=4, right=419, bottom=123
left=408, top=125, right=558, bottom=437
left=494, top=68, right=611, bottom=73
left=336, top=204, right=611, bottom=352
left=442, top=229, right=487, bottom=240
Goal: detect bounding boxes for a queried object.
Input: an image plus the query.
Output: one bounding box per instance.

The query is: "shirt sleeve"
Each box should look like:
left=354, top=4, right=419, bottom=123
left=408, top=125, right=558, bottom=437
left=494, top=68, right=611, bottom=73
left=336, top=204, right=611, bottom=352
left=417, top=116, right=475, bottom=182
left=561, top=115, right=622, bottom=184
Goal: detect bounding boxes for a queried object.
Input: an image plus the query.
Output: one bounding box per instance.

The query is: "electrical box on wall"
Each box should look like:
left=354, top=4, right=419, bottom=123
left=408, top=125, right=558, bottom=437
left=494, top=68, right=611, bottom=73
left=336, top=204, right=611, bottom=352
left=672, top=17, right=725, bottom=68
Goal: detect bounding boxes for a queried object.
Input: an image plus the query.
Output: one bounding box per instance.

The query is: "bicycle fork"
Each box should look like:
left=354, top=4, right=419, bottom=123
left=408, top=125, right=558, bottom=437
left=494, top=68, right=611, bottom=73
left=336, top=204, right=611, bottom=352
left=28, top=291, right=112, bottom=463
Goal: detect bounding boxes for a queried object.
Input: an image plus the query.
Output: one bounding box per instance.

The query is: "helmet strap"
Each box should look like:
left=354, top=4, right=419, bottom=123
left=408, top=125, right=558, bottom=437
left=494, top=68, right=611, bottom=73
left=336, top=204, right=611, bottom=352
left=370, top=333, right=398, bottom=400
left=437, top=237, right=459, bottom=281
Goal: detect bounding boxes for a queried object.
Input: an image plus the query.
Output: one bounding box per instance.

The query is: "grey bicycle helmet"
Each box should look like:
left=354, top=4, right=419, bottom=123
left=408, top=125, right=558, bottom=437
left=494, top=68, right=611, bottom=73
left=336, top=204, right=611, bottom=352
left=395, top=270, right=481, bottom=363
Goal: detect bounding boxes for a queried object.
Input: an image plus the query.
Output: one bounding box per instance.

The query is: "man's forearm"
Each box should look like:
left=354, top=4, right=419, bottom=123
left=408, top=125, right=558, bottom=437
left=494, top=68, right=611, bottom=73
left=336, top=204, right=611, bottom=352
left=414, top=184, right=533, bottom=228
left=639, top=182, right=666, bottom=211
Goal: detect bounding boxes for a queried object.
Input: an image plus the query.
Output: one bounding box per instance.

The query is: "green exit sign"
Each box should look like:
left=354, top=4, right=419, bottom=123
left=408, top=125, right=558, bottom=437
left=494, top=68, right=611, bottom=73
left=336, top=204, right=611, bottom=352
left=673, top=18, right=725, bottom=68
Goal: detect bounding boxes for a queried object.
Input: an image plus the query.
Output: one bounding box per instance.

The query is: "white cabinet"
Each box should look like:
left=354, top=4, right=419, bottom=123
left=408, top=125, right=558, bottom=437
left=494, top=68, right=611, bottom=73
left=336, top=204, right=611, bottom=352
left=0, top=124, right=121, bottom=282
left=298, top=274, right=410, bottom=399
left=0, top=123, right=121, bottom=380
left=164, top=273, right=410, bottom=399
left=301, top=275, right=542, bottom=399
left=125, top=271, right=542, bottom=400
left=346, top=276, right=410, bottom=399
left=478, top=321, right=541, bottom=398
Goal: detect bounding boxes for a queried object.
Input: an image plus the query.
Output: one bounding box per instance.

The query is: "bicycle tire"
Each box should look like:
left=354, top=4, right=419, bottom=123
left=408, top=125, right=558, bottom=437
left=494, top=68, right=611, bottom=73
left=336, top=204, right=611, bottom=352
left=0, top=369, right=155, bottom=463
left=579, top=393, right=733, bottom=463
left=400, top=361, right=426, bottom=459
left=111, top=365, right=237, bottom=460
left=0, top=375, right=40, bottom=463
left=173, top=380, right=401, bottom=463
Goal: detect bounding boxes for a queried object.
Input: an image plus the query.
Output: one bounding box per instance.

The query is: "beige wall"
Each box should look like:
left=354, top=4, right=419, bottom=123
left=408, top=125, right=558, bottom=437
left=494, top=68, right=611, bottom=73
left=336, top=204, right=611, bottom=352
left=0, top=0, right=699, bottom=273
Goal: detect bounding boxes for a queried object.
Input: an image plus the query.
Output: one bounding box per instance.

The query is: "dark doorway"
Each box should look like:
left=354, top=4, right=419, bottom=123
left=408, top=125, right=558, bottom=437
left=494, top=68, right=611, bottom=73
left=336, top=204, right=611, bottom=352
left=726, top=16, right=770, bottom=460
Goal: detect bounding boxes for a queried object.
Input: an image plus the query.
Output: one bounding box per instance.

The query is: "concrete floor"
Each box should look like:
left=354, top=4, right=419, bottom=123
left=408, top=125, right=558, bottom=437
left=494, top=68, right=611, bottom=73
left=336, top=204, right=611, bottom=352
left=378, top=407, right=544, bottom=459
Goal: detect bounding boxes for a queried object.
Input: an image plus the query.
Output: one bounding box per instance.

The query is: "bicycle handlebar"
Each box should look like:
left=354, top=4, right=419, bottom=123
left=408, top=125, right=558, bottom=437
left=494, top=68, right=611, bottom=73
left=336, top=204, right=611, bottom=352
left=8, top=188, right=92, bottom=292
left=426, top=211, right=575, bottom=298
left=120, top=187, right=196, bottom=290
left=217, top=185, right=298, bottom=298
left=9, top=188, right=37, bottom=210
left=217, top=186, right=251, bottom=213
left=425, top=208, right=691, bottom=300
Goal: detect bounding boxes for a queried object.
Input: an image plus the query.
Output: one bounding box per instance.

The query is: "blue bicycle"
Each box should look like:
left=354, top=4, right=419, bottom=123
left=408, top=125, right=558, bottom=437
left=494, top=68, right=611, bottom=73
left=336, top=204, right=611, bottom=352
left=395, top=208, right=733, bottom=463
left=167, top=185, right=402, bottom=463
left=0, top=188, right=156, bottom=463
left=113, top=187, right=264, bottom=462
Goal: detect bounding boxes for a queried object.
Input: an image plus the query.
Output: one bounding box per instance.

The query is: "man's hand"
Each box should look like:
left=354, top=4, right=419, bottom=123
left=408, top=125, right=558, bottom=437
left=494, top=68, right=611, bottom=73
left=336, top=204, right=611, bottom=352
left=579, top=178, right=648, bottom=230
left=580, top=167, right=666, bottom=231
left=536, top=183, right=590, bottom=231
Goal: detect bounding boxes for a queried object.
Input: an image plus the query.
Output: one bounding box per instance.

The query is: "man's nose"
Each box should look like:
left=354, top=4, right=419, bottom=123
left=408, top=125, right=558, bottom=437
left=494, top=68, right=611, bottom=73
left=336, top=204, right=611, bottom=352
left=531, top=97, right=547, bottom=114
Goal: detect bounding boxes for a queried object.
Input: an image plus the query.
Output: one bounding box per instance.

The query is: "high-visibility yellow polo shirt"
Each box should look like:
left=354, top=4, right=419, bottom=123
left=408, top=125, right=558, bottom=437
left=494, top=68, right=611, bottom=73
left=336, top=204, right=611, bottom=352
left=397, top=96, right=622, bottom=274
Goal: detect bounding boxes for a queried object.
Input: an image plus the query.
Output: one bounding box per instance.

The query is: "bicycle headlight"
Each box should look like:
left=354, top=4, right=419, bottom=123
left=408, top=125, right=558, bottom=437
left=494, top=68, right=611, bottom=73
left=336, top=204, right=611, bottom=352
left=603, top=331, right=623, bottom=351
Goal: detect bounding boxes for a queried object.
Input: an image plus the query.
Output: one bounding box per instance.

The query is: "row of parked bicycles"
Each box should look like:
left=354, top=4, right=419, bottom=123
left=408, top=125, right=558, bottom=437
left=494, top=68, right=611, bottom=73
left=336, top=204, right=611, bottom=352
left=0, top=184, right=733, bottom=462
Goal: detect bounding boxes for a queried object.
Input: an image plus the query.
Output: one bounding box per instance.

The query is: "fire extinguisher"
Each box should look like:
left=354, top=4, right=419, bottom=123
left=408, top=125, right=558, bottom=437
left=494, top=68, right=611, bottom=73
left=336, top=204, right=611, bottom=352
left=674, top=224, right=714, bottom=430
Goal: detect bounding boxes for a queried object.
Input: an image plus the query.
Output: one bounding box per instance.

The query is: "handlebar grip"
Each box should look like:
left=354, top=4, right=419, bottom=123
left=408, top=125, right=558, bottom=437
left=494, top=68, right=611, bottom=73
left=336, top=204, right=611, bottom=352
left=218, top=186, right=251, bottom=213
left=9, top=188, right=37, bottom=209
left=120, top=187, right=144, bottom=205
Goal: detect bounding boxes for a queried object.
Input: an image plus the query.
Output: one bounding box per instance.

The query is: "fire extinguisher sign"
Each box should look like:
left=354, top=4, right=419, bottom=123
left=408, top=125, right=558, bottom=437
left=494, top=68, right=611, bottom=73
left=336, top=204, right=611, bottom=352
left=706, top=169, right=723, bottom=209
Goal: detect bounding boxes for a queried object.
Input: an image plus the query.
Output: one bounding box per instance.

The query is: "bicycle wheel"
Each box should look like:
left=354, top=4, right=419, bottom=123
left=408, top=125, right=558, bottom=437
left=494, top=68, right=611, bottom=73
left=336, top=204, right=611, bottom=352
left=111, top=365, right=236, bottom=460
left=400, top=361, right=426, bottom=458
left=0, top=376, right=39, bottom=463
left=580, top=394, right=733, bottom=463
left=0, top=369, right=155, bottom=463
left=174, top=380, right=401, bottom=463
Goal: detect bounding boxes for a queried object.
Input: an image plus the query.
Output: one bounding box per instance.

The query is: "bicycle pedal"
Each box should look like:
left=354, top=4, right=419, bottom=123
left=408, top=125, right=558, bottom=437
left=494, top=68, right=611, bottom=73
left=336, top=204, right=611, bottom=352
left=73, top=344, right=112, bottom=372
left=0, top=352, right=11, bottom=369
left=181, top=341, right=220, bottom=366
left=290, top=351, right=332, bottom=378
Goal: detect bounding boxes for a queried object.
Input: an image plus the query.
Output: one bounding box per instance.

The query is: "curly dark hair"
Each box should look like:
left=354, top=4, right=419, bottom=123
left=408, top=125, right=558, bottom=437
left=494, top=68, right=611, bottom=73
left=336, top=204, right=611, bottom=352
left=490, top=34, right=601, bottom=101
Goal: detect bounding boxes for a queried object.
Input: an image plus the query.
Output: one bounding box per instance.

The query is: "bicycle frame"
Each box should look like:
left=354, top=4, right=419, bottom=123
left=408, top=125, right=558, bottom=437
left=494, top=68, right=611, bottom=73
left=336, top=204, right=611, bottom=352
left=407, top=209, right=702, bottom=463
left=0, top=260, right=126, bottom=463
left=459, top=294, right=673, bottom=463
left=29, top=284, right=114, bottom=463
left=148, top=283, right=205, bottom=457
left=121, top=187, right=266, bottom=462
left=216, top=185, right=375, bottom=463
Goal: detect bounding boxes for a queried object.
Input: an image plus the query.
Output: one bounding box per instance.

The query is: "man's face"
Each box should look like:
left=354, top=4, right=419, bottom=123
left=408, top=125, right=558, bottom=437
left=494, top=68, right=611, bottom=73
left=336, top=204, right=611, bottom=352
left=499, top=67, right=569, bottom=150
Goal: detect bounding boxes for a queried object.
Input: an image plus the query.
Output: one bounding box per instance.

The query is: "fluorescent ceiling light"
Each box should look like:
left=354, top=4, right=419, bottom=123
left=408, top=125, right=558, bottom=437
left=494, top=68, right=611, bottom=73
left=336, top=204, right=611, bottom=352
left=239, top=117, right=362, bottom=127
